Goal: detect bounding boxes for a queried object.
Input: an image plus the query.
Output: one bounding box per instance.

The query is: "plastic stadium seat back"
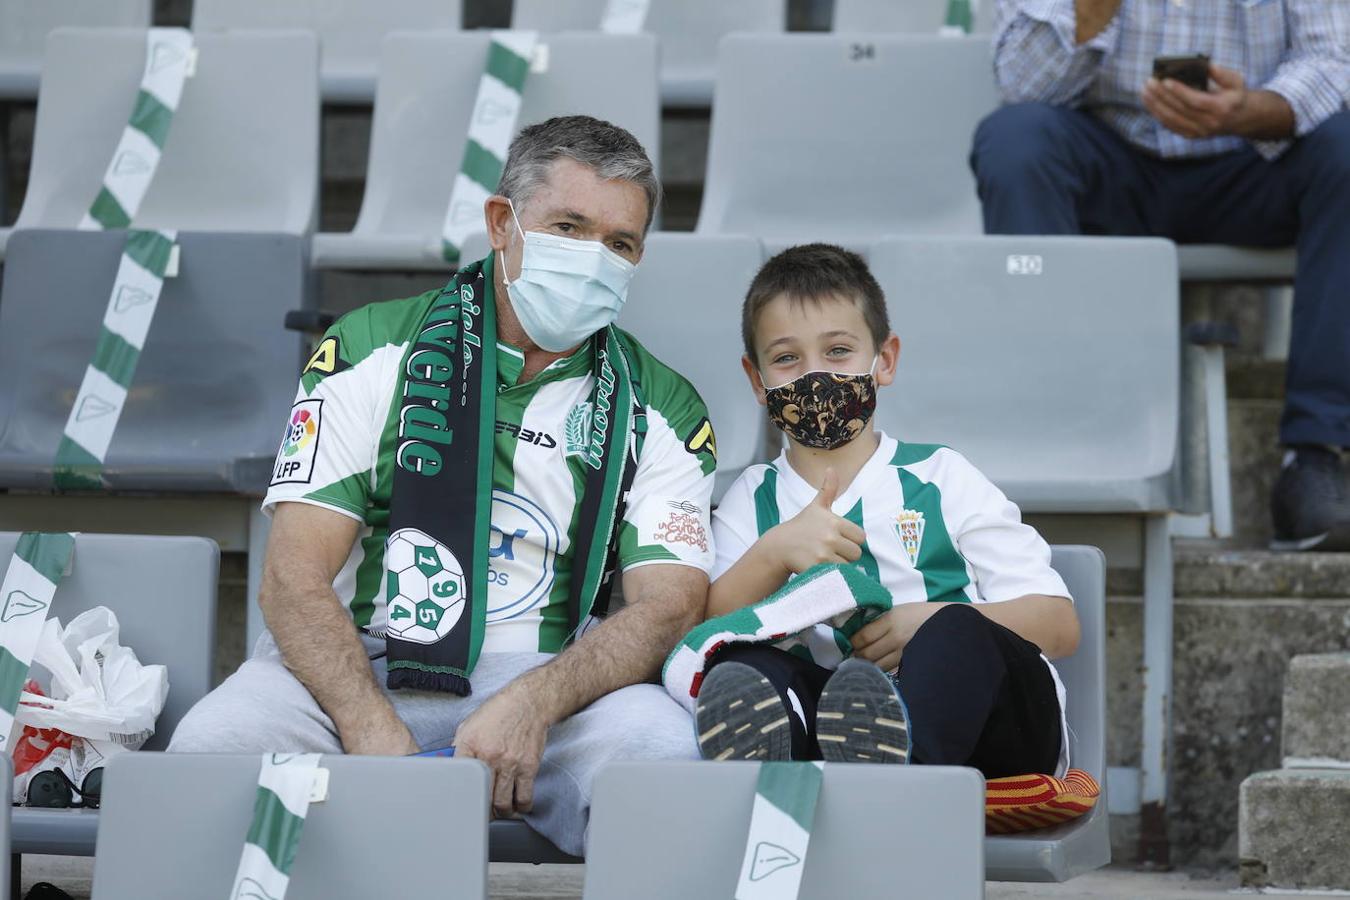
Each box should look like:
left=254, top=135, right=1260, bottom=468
left=834, top=0, right=996, bottom=35
left=512, top=0, right=786, bottom=107
left=0, top=0, right=150, bottom=99
left=585, top=762, right=985, bottom=899
left=318, top=31, right=659, bottom=268
left=870, top=235, right=1179, bottom=513
left=0, top=533, right=217, bottom=751
left=697, top=34, right=999, bottom=247
left=615, top=233, right=767, bottom=501
left=984, top=545, right=1111, bottom=881
left=91, top=754, right=489, bottom=899
left=0, top=230, right=308, bottom=493
left=191, top=0, right=463, bottom=103
left=15, top=28, right=319, bottom=235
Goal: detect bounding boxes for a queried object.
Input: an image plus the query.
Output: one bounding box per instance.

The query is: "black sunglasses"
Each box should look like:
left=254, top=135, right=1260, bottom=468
left=25, top=767, right=103, bottom=810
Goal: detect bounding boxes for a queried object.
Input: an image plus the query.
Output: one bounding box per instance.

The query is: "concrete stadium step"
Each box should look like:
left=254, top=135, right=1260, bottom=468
left=1281, top=652, right=1350, bottom=766
left=1240, top=768, right=1350, bottom=891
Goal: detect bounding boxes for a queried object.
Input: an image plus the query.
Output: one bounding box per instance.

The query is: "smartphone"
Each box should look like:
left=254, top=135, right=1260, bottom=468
left=1152, top=53, right=1210, bottom=92
left=414, top=746, right=456, bottom=758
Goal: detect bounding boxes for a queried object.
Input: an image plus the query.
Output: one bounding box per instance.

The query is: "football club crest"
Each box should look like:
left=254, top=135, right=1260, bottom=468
left=895, top=509, right=925, bottom=567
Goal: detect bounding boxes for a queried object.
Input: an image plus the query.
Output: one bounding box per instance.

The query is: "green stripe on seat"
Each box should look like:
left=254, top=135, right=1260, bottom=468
left=754, top=468, right=780, bottom=536
left=245, top=787, right=309, bottom=876
left=895, top=468, right=972, bottom=603
left=460, top=139, right=503, bottom=193
left=128, top=89, right=174, bottom=148
left=486, top=41, right=530, bottom=91
left=123, top=229, right=175, bottom=276
left=0, top=647, right=30, bottom=716
left=87, top=189, right=131, bottom=230
left=53, top=438, right=104, bottom=491
left=14, top=532, right=75, bottom=586
left=91, top=329, right=141, bottom=389
left=757, top=762, right=823, bottom=832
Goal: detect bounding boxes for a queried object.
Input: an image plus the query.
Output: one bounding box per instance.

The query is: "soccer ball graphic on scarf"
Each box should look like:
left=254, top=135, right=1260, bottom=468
left=384, top=528, right=466, bottom=644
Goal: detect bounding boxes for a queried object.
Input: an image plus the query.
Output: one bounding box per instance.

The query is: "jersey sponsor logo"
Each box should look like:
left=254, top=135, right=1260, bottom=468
left=384, top=528, right=466, bottom=645
left=895, top=509, right=925, bottom=567
left=653, top=508, right=708, bottom=553
left=302, top=336, right=352, bottom=377
left=271, top=399, right=322, bottom=485
left=563, top=402, right=592, bottom=458
left=684, top=416, right=717, bottom=462
left=485, top=490, right=560, bottom=621
left=495, top=420, right=558, bottom=449
left=667, top=499, right=703, bottom=516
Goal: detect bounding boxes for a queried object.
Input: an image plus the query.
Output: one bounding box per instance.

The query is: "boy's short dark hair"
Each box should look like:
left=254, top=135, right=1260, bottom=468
left=741, top=243, right=891, bottom=364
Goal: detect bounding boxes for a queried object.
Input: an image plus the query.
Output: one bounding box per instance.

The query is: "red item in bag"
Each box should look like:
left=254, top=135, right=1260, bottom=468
left=12, top=680, right=74, bottom=777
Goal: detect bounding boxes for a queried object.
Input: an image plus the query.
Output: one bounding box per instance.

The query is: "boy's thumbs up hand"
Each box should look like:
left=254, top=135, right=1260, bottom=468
left=764, top=467, right=867, bottom=577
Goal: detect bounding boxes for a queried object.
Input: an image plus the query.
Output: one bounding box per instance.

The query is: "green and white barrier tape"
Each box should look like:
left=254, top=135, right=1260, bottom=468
left=0, top=533, right=74, bottom=754
left=440, top=31, right=539, bottom=265
left=79, top=28, right=195, bottom=231
left=230, top=753, right=324, bottom=900
left=600, top=0, right=650, bottom=33
left=54, top=229, right=179, bottom=489
left=55, top=27, right=193, bottom=490
left=736, top=762, right=824, bottom=900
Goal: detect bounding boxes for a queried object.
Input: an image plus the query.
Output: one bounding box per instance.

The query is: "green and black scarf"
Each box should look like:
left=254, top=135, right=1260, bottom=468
left=383, top=255, right=641, bottom=694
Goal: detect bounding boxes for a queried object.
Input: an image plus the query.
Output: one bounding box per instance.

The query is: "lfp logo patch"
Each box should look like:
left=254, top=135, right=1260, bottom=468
left=271, top=399, right=322, bottom=485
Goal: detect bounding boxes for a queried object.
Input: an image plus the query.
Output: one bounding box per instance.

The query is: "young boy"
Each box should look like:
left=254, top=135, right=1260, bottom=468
left=697, top=243, right=1080, bottom=779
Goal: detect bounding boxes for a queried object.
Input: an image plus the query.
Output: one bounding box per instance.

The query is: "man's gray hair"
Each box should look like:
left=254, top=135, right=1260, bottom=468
left=497, top=115, right=662, bottom=232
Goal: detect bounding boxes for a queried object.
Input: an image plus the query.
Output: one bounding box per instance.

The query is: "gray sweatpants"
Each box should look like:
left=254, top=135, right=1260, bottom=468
left=168, top=633, right=698, bottom=856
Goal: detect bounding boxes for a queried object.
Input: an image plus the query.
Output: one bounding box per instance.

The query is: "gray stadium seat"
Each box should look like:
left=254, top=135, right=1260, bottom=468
left=91, top=754, right=489, bottom=899
left=1177, top=245, right=1296, bottom=283
left=190, top=0, right=463, bottom=104
left=0, top=230, right=310, bottom=493
left=311, top=31, right=660, bottom=270
left=986, top=545, right=1110, bottom=881
left=615, top=233, right=766, bottom=501
left=8, top=27, right=318, bottom=249
left=834, top=0, right=994, bottom=34
left=872, top=234, right=1174, bottom=869
left=0, top=532, right=217, bottom=860
left=0, top=0, right=150, bottom=100
left=512, top=0, right=786, bottom=108
left=697, top=34, right=999, bottom=251
left=585, top=763, right=985, bottom=897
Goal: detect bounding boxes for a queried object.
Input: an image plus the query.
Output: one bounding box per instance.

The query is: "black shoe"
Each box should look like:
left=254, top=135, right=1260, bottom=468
left=815, top=658, right=912, bottom=764
left=1270, top=445, right=1350, bottom=551
left=694, top=661, right=793, bottom=761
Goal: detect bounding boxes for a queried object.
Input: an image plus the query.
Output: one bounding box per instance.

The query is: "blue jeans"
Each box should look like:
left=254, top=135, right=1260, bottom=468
left=970, top=103, right=1350, bottom=448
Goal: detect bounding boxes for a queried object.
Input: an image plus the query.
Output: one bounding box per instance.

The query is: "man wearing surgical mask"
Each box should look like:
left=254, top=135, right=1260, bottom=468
left=169, top=117, right=718, bottom=857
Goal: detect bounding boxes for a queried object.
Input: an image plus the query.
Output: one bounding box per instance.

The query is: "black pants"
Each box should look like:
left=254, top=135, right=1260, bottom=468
left=708, top=604, right=1063, bottom=778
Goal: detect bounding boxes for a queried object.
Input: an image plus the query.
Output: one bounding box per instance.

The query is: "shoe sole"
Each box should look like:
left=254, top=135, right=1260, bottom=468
left=694, top=661, right=793, bottom=762
left=816, top=660, right=911, bottom=764
left=1271, top=521, right=1350, bottom=553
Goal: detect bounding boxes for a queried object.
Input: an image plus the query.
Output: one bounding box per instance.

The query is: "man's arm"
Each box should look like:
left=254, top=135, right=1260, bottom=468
left=259, top=502, right=419, bottom=755
left=1143, top=65, right=1296, bottom=142
left=452, top=563, right=706, bottom=817
left=993, top=0, right=1121, bottom=105
left=851, top=593, right=1080, bottom=673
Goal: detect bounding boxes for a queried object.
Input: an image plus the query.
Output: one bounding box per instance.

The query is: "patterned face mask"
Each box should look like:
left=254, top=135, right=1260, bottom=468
left=762, top=360, right=878, bottom=450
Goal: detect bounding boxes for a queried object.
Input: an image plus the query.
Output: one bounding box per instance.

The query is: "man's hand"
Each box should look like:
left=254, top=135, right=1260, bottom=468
left=763, top=469, right=866, bottom=576
left=1143, top=63, right=1251, bottom=139
left=453, top=684, right=551, bottom=817
left=850, top=603, right=944, bottom=673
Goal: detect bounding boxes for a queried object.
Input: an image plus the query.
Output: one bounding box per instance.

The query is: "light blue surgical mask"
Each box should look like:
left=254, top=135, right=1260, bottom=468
left=502, top=200, right=637, bottom=353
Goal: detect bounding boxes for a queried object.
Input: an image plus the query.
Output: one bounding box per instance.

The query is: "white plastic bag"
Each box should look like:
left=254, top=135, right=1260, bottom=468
left=14, top=607, right=168, bottom=747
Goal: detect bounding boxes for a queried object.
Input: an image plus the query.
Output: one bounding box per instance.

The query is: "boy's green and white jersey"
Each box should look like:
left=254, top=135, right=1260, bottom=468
left=712, top=431, right=1072, bottom=775
left=264, top=268, right=718, bottom=655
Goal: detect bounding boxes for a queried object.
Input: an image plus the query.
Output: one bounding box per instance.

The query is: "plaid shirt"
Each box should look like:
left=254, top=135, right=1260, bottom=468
left=993, top=0, right=1350, bottom=159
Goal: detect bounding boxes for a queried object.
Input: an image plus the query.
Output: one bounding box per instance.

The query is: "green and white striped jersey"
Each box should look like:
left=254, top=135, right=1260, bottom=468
left=263, top=271, right=718, bottom=655
left=712, top=431, right=1072, bottom=775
